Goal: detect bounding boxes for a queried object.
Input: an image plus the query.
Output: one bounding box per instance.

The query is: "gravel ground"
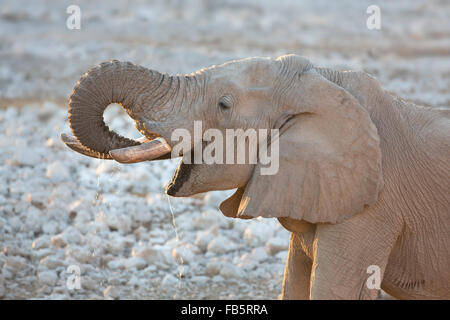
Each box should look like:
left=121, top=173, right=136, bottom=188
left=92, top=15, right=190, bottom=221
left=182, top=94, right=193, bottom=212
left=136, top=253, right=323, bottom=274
left=0, top=0, right=448, bottom=299
left=0, top=101, right=291, bottom=299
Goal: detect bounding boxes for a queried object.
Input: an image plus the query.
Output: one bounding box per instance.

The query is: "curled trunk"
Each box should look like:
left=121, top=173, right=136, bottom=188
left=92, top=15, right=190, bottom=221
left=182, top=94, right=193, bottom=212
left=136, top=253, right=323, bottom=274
left=68, top=60, right=172, bottom=158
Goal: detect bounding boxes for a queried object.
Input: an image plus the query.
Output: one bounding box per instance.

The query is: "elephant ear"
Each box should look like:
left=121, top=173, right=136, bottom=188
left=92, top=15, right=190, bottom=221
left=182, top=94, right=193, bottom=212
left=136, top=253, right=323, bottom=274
left=219, top=187, right=252, bottom=219
left=236, top=69, right=383, bottom=224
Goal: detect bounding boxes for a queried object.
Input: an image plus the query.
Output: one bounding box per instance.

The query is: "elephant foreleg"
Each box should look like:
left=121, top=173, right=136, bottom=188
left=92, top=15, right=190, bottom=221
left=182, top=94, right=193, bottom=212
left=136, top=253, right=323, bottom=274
left=281, top=233, right=312, bottom=299
left=310, top=211, right=401, bottom=300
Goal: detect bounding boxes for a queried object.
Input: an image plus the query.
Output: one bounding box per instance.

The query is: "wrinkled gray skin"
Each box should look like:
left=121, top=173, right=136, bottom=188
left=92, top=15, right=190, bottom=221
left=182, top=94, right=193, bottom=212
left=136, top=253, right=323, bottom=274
left=67, top=55, right=450, bottom=299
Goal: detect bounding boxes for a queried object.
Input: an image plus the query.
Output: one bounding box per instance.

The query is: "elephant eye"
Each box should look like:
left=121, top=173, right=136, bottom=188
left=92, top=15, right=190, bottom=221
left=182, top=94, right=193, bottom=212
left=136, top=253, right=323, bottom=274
left=218, top=101, right=229, bottom=110
left=218, top=97, right=232, bottom=111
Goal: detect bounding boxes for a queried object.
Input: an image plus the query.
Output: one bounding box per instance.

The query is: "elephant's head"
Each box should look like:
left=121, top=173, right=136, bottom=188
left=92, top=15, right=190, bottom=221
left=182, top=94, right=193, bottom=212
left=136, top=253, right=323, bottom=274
left=63, top=55, right=383, bottom=231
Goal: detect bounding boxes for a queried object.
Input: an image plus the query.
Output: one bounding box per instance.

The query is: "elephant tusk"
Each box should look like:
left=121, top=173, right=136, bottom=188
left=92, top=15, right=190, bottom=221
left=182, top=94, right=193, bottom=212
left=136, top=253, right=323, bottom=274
left=61, top=133, right=151, bottom=160
left=109, top=137, right=172, bottom=163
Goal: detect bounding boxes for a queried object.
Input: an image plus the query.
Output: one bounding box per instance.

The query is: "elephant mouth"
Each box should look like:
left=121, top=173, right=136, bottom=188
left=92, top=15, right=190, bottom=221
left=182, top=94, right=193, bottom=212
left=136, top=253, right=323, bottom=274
left=165, top=155, right=194, bottom=196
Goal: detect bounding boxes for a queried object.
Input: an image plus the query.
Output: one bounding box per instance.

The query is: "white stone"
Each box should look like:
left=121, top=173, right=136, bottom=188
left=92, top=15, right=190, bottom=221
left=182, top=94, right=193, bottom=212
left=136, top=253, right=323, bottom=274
left=207, top=235, right=237, bottom=254
left=82, top=276, right=98, bottom=291
left=203, top=191, right=232, bottom=208
left=103, top=212, right=132, bottom=234
left=69, top=200, right=93, bottom=223
left=134, top=210, right=152, bottom=225
left=190, top=276, right=209, bottom=284
left=275, top=224, right=291, bottom=238
left=50, top=184, right=74, bottom=206
left=107, top=259, right=125, bottom=270
left=220, top=262, right=244, bottom=279
left=40, top=256, right=65, bottom=269
left=243, top=220, right=275, bottom=247
left=212, top=275, right=224, bottom=282
left=38, top=270, right=58, bottom=286
left=105, top=235, right=128, bottom=255
left=172, top=244, right=197, bottom=265
left=124, top=257, right=147, bottom=270
left=126, top=275, right=139, bottom=287
left=103, top=285, right=120, bottom=299
left=45, top=137, right=56, bottom=148
left=265, top=237, right=289, bottom=256
left=1, top=267, right=14, bottom=280
left=161, top=274, right=178, bottom=289
left=250, top=247, right=269, bottom=262
left=253, top=268, right=270, bottom=279
left=8, top=216, right=22, bottom=232
left=23, top=206, right=43, bottom=233
left=192, top=210, right=227, bottom=230
left=4, top=256, right=28, bottom=272
left=50, top=235, right=67, bottom=248
left=204, top=260, right=222, bottom=277
left=95, top=162, right=120, bottom=175
left=3, top=107, right=18, bottom=121
left=3, top=245, right=27, bottom=258
left=62, top=226, right=84, bottom=244
left=46, top=161, right=70, bottom=183
left=42, top=220, right=59, bottom=235
left=31, top=248, right=53, bottom=261
left=150, top=236, right=166, bottom=245
left=194, top=227, right=217, bottom=252
left=13, top=148, right=42, bottom=166
left=275, top=250, right=288, bottom=262
left=66, top=246, right=93, bottom=264
left=51, top=227, right=84, bottom=248
left=134, top=246, right=172, bottom=266
left=141, top=265, right=157, bottom=275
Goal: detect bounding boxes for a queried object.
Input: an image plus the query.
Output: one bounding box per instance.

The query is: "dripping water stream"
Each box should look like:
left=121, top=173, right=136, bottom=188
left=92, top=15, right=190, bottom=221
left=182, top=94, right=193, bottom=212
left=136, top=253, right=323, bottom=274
left=92, top=158, right=122, bottom=291
left=94, top=159, right=107, bottom=289
left=166, top=195, right=185, bottom=298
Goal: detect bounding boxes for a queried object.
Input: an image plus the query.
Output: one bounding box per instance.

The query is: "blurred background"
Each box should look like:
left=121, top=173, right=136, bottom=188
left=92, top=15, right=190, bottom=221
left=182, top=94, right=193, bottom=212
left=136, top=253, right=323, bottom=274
left=2, top=0, right=450, bottom=107
left=0, top=0, right=448, bottom=299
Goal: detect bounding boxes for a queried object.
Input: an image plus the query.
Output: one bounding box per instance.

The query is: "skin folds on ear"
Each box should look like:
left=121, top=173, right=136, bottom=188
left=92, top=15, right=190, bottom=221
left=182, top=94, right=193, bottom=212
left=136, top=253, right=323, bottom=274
left=236, top=70, right=384, bottom=224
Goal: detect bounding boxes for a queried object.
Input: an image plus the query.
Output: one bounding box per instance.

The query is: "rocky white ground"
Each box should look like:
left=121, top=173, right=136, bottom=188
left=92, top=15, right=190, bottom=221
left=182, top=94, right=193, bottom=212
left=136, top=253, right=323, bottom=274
left=0, top=0, right=448, bottom=299
left=0, top=102, right=291, bottom=299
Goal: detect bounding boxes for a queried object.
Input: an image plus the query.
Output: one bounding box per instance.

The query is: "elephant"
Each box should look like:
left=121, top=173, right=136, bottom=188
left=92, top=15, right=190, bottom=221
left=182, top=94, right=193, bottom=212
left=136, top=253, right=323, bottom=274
left=62, top=54, right=450, bottom=300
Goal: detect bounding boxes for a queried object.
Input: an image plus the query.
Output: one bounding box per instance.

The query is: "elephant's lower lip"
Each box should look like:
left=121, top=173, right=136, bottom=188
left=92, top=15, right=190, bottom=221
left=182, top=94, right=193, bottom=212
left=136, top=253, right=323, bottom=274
left=165, top=159, right=194, bottom=196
